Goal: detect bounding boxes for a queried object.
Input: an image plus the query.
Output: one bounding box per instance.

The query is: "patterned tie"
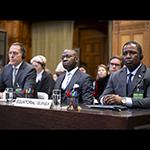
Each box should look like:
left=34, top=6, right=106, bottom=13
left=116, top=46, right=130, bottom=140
left=127, top=73, right=133, bottom=96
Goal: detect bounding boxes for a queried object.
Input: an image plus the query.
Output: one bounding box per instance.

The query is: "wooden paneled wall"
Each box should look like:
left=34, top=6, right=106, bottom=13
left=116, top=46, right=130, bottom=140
left=0, top=21, right=31, bottom=62
left=112, top=20, right=150, bottom=67
left=1, top=20, right=150, bottom=68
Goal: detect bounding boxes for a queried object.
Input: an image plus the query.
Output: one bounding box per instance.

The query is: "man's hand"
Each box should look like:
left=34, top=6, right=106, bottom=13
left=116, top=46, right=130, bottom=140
left=103, top=94, right=122, bottom=105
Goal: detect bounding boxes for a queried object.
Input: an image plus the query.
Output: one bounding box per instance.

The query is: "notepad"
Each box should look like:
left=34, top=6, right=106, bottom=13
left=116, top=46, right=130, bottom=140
left=86, top=104, right=127, bottom=111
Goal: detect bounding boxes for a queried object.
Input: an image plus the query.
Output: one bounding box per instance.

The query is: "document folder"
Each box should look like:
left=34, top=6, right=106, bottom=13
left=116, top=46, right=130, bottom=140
left=86, top=104, right=127, bottom=111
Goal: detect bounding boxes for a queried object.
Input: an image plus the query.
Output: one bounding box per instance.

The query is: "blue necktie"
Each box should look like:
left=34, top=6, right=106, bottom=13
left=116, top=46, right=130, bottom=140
left=127, top=73, right=133, bottom=96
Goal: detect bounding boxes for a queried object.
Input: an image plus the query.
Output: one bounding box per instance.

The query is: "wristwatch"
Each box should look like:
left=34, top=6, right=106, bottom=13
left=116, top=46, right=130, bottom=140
left=121, top=97, right=126, bottom=105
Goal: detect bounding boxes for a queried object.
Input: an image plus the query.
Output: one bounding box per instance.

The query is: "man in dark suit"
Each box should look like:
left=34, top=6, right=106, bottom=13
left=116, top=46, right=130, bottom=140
left=99, top=41, right=150, bottom=108
left=0, top=42, right=37, bottom=98
left=54, top=49, right=94, bottom=105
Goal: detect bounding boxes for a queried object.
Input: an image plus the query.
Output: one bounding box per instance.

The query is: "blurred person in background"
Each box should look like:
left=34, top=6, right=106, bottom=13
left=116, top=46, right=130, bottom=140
left=93, top=64, right=110, bottom=100
left=108, top=55, right=123, bottom=74
left=79, top=64, right=88, bottom=74
left=30, top=55, right=55, bottom=98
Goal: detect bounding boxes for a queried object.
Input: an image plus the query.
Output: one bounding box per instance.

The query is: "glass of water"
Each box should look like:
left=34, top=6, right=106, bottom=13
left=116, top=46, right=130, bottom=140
left=52, top=89, right=61, bottom=110
left=5, top=88, right=14, bottom=102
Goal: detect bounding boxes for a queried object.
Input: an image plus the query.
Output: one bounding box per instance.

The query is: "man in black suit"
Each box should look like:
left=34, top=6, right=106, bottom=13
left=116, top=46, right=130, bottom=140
left=0, top=42, right=37, bottom=98
left=54, top=49, right=94, bottom=105
left=99, top=41, right=150, bottom=108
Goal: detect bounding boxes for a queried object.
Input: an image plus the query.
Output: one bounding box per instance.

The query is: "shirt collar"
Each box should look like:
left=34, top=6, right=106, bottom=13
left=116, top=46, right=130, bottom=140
left=37, top=70, right=44, bottom=75
left=12, top=61, right=23, bottom=70
left=65, top=66, right=78, bottom=76
left=127, top=63, right=142, bottom=76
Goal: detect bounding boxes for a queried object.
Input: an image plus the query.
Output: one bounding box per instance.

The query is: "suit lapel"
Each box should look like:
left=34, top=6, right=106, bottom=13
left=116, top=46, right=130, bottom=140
left=14, top=61, right=27, bottom=87
left=66, top=69, right=80, bottom=91
left=14, top=62, right=24, bottom=86
left=57, top=73, right=66, bottom=88
left=57, top=69, right=80, bottom=91
left=120, top=68, right=127, bottom=96
left=129, top=64, right=146, bottom=96
left=9, top=65, right=13, bottom=87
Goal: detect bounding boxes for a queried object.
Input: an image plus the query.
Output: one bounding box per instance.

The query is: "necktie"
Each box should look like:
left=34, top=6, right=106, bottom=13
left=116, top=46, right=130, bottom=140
left=12, top=67, right=17, bottom=86
left=66, top=73, right=71, bottom=87
left=127, top=73, right=133, bottom=96
left=61, top=72, right=72, bottom=90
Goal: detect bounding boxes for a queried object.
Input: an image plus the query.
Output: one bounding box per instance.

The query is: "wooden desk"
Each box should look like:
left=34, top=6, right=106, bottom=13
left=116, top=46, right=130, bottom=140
left=0, top=102, right=150, bottom=129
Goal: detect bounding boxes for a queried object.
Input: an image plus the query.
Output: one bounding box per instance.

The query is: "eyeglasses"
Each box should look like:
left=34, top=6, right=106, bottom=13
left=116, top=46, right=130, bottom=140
left=110, top=63, right=121, bottom=67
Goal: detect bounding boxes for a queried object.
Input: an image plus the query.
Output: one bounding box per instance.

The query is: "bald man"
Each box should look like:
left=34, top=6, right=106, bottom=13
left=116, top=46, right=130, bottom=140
left=54, top=49, right=94, bottom=105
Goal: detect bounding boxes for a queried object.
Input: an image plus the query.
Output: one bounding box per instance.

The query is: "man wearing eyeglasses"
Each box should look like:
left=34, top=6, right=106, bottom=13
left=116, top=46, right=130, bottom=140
left=108, top=55, right=123, bottom=74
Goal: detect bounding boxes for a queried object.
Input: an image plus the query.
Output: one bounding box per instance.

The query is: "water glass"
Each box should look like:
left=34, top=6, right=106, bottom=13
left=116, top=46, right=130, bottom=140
left=52, top=89, right=61, bottom=109
left=5, top=88, right=14, bottom=102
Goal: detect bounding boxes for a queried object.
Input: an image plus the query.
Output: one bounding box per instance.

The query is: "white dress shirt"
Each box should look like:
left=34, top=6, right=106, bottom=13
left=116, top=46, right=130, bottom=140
left=61, top=67, right=78, bottom=90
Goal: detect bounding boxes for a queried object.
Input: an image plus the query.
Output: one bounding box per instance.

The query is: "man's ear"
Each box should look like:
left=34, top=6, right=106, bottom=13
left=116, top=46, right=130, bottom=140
left=139, top=53, right=143, bottom=60
left=75, top=56, right=79, bottom=63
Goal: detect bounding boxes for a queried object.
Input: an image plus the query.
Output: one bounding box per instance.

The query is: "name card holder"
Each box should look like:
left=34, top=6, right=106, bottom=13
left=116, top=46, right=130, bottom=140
left=14, top=98, right=53, bottom=109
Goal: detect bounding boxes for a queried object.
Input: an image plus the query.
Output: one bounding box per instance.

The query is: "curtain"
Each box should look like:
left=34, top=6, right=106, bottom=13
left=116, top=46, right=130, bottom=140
left=31, top=21, right=74, bottom=74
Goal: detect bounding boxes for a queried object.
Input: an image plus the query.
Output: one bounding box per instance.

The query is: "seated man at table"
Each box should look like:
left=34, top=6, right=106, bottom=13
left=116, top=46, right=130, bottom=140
left=99, top=41, right=150, bottom=108
left=54, top=49, right=94, bottom=105
left=0, top=42, right=37, bottom=99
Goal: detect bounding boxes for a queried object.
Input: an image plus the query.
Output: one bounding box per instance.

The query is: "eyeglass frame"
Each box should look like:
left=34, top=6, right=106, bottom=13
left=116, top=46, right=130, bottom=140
left=109, top=63, right=121, bottom=67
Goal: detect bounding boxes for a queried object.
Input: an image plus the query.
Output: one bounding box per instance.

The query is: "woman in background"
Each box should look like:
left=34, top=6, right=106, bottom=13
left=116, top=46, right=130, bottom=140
left=30, top=55, right=55, bottom=98
left=93, top=64, right=110, bottom=100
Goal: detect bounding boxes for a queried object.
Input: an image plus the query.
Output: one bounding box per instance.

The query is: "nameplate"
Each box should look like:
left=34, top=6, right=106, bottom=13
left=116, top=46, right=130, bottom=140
left=14, top=98, right=52, bottom=109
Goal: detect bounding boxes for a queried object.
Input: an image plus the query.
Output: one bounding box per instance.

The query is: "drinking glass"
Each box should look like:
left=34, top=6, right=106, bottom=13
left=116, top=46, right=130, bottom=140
left=5, top=88, right=14, bottom=102
left=52, top=89, right=61, bottom=110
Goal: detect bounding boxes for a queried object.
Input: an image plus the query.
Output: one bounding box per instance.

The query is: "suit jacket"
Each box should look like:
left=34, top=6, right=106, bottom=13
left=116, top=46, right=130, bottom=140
left=54, top=69, right=94, bottom=105
left=36, top=71, right=55, bottom=98
left=99, top=64, right=150, bottom=108
left=0, top=61, right=37, bottom=98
